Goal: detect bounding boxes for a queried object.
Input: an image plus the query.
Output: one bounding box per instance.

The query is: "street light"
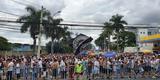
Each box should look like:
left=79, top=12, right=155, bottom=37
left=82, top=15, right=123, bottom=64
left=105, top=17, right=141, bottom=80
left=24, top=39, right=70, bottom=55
left=51, top=10, right=61, bottom=54
left=53, top=11, right=61, bottom=16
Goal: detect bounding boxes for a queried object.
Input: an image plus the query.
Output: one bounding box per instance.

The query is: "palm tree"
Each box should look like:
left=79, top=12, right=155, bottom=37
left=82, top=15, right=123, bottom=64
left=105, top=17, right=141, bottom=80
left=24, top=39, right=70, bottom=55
left=17, top=6, right=51, bottom=54
left=103, top=22, right=113, bottom=51
left=59, top=27, right=72, bottom=42
left=44, top=18, right=64, bottom=54
left=110, top=14, right=127, bottom=32
left=109, top=14, right=127, bottom=52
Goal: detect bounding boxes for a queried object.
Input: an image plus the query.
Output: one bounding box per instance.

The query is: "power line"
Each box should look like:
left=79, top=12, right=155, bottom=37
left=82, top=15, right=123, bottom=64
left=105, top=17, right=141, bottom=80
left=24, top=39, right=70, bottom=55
left=0, top=19, right=160, bottom=28
left=1, top=17, right=159, bottom=27
left=0, top=10, right=20, bottom=17
left=1, top=16, right=102, bottom=24
left=69, top=28, right=103, bottom=30
left=11, top=0, right=29, bottom=6
left=0, top=17, right=18, bottom=20
left=0, top=23, right=21, bottom=28
left=0, top=19, right=104, bottom=27
left=11, top=0, right=40, bottom=8
left=0, top=28, right=20, bottom=32
left=0, top=27, right=31, bottom=34
left=0, top=23, right=103, bottom=31
left=0, top=28, right=29, bottom=34
left=22, top=0, right=41, bottom=7
left=0, top=26, right=20, bottom=30
left=63, top=20, right=103, bottom=24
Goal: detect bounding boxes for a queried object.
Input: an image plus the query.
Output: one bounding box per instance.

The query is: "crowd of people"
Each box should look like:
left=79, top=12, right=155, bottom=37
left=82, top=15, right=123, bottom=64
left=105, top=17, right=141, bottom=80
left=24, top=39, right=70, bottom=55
left=0, top=53, right=159, bottom=80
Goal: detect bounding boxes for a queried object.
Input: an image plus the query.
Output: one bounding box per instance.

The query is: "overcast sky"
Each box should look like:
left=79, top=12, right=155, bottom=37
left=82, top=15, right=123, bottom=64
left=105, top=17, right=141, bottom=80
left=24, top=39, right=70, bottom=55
left=0, top=0, right=160, bottom=45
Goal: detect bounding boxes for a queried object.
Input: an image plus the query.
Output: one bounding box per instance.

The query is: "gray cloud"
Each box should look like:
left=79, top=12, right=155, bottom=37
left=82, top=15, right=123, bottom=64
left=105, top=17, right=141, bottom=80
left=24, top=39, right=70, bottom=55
left=137, top=10, right=160, bottom=24
left=1, top=0, right=160, bottom=45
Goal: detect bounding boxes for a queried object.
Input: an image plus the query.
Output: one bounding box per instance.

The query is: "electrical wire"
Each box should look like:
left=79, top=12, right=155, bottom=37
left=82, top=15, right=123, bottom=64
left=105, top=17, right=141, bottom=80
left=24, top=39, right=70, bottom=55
left=0, top=28, right=20, bottom=32
left=10, top=0, right=40, bottom=8
left=68, top=28, right=103, bottom=30
left=62, top=20, right=103, bottom=24
left=0, top=23, right=21, bottom=28
left=0, top=19, right=160, bottom=28
left=0, top=26, right=20, bottom=30
left=0, top=23, right=103, bottom=30
left=0, top=10, right=20, bottom=17
left=11, top=0, right=30, bottom=6
left=22, top=0, right=41, bottom=7
left=0, top=27, right=31, bottom=34
left=0, top=19, right=105, bottom=27
left=0, top=16, right=103, bottom=25
left=0, top=28, right=30, bottom=34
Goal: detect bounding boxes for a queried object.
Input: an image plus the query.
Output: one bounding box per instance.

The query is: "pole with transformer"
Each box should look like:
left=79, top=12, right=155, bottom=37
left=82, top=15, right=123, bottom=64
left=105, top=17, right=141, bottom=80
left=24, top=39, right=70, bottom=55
left=37, top=6, right=44, bottom=58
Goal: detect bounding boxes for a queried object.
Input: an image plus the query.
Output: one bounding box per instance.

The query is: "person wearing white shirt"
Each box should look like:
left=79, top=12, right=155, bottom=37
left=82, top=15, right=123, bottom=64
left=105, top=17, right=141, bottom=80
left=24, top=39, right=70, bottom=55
left=15, top=61, right=21, bottom=80
left=93, top=58, right=100, bottom=79
left=38, top=59, right=43, bottom=77
left=7, top=59, right=14, bottom=80
left=60, top=60, right=66, bottom=79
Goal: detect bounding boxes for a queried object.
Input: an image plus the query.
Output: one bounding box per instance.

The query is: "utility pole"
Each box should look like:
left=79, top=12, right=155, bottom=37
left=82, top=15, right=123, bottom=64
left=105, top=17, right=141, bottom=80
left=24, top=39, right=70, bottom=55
left=37, top=6, right=43, bottom=58
left=107, top=34, right=110, bottom=52
left=104, top=38, right=106, bottom=52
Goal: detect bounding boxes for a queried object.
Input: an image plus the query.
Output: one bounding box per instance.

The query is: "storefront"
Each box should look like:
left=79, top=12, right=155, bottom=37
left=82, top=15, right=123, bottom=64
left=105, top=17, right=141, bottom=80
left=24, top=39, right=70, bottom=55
left=140, top=34, right=160, bottom=54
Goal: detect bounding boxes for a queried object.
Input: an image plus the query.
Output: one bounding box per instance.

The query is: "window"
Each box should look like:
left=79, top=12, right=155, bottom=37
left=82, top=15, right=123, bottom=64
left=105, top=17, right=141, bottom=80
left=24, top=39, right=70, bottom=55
left=148, top=32, right=151, bottom=35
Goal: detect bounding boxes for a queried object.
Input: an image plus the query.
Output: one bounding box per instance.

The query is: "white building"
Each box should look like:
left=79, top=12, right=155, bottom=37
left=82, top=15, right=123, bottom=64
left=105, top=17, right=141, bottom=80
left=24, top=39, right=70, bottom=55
left=126, top=25, right=160, bottom=48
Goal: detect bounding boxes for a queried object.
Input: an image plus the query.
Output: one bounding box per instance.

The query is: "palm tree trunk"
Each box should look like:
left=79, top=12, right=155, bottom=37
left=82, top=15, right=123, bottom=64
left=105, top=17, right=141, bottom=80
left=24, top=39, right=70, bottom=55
left=108, top=35, right=110, bottom=51
left=33, top=38, right=37, bottom=55
left=51, top=38, right=54, bottom=54
left=116, top=34, right=119, bottom=52
left=104, top=38, right=106, bottom=52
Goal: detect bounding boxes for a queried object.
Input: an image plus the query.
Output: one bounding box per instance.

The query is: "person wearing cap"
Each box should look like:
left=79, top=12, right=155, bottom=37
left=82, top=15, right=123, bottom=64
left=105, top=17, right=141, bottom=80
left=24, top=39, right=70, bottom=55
left=74, top=60, right=84, bottom=80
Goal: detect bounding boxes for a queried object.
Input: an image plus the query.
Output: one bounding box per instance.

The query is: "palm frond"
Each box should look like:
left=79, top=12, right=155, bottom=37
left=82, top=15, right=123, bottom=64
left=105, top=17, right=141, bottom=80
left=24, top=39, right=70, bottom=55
left=26, top=6, right=37, bottom=15
left=17, top=15, right=30, bottom=22
left=20, top=23, right=30, bottom=33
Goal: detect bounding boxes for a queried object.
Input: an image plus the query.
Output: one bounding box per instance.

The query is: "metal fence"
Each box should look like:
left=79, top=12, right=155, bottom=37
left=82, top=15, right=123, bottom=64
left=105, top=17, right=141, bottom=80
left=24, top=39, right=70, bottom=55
left=0, top=65, right=160, bottom=80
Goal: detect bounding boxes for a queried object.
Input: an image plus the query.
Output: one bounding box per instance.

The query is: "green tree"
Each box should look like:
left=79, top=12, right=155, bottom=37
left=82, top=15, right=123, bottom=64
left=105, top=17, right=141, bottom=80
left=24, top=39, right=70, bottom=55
left=44, top=18, right=72, bottom=54
left=103, top=22, right=113, bottom=51
left=17, top=6, right=51, bottom=54
left=95, top=36, right=107, bottom=50
left=95, top=22, right=113, bottom=51
left=118, top=31, right=136, bottom=51
left=0, top=36, right=11, bottom=51
left=46, top=40, right=73, bottom=53
left=109, top=14, right=127, bottom=52
left=96, top=14, right=128, bottom=52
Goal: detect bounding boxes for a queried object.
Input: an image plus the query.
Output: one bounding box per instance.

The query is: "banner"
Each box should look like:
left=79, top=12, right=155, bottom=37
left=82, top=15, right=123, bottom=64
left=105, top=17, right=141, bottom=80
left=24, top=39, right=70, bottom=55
left=72, top=34, right=93, bottom=55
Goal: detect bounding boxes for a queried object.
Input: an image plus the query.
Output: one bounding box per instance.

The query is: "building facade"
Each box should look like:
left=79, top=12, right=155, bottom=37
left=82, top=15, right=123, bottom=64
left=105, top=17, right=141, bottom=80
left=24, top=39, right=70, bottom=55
left=126, top=25, right=160, bottom=48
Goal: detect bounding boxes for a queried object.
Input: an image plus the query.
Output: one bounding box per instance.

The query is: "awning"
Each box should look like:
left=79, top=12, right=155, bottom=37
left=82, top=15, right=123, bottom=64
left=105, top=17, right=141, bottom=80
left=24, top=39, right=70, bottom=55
left=139, top=46, right=153, bottom=53
left=140, top=34, right=160, bottom=43
left=142, top=50, right=152, bottom=53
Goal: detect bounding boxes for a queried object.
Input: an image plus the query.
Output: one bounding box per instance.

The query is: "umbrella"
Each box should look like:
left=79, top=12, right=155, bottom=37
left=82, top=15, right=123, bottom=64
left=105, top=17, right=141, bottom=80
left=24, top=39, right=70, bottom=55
left=103, top=51, right=116, bottom=58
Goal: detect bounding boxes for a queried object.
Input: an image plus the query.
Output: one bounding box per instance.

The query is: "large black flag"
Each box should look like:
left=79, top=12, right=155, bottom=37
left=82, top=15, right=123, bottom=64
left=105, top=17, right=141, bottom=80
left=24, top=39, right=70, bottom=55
left=72, top=34, right=93, bottom=55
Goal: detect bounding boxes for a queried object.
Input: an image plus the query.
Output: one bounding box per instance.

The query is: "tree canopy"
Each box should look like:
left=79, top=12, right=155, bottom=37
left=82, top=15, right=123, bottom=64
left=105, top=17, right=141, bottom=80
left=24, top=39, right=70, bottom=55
left=95, top=14, right=136, bottom=52
left=17, top=6, right=52, bottom=54
left=0, top=36, right=11, bottom=51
